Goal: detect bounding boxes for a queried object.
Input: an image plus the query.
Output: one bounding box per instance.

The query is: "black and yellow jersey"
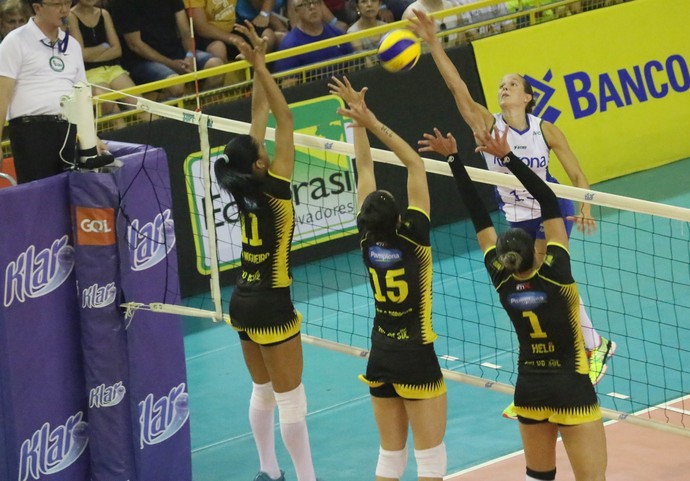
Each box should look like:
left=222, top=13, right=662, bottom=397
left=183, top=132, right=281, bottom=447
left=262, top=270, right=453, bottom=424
left=485, top=242, right=589, bottom=375
left=360, top=207, right=437, bottom=346
left=236, top=170, right=294, bottom=291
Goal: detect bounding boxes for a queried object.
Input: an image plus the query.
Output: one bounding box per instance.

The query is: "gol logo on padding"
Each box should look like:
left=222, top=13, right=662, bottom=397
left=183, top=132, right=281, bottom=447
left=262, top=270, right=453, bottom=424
left=74, top=206, right=116, bottom=245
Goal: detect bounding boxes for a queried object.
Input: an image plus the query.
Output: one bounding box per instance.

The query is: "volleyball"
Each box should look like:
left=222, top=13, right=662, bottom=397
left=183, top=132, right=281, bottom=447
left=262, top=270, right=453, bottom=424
left=377, top=29, right=421, bottom=73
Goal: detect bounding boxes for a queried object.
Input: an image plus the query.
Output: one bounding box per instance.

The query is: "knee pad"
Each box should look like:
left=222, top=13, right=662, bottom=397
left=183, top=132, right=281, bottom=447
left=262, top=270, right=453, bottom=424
left=526, top=467, right=556, bottom=481
left=250, top=382, right=276, bottom=410
left=375, top=446, right=408, bottom=479
left=414, top=442, right=446, bottom=478
left=274, top=383, right=307, bottom=424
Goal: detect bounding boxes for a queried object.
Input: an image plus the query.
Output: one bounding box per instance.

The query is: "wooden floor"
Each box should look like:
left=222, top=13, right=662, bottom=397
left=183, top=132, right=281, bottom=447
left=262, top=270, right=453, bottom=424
left=448, top=400, right=690, bottom=480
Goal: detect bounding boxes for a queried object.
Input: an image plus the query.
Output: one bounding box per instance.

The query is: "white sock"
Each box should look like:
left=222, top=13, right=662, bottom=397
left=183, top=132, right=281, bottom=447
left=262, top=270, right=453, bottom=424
left=275, top=384, right=316, bottom=481
left=249, top=382, right=281, bottom=479
left=579, top=295, right=600, bottom=351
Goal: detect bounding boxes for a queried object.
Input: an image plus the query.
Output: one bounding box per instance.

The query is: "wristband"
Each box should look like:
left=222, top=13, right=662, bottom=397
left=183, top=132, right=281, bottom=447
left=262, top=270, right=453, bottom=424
left=259, top=10, right=270, bottom=17
left=100, top=42, right=110, bottom=49
left=446, top=153, right=458, bottom=164
left=185, top=51, right=194, bottom=58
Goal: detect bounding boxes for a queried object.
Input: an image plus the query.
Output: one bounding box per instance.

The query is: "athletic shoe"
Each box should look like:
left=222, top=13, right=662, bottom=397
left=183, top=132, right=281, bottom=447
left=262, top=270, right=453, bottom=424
left=588, top=337, right=617, bottom=385
left=502, top=402, right=518, bottom=420
left=253, top=471, right=285, bottom=481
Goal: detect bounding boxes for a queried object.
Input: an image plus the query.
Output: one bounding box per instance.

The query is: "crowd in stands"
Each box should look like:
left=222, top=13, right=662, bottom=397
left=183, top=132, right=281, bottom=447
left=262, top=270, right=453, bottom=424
left=0, top=0, right=31, bottom=40
left=0, top=0, right=631, bottom=102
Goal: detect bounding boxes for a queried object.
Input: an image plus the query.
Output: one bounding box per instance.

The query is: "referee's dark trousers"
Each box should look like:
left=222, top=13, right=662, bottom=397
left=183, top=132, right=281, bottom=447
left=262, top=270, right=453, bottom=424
left=8, top=115, right=77, bottom=184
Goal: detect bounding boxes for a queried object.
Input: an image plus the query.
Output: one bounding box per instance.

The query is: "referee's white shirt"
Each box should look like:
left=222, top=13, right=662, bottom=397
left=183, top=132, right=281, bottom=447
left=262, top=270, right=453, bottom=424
left=0, top=17, right=86, bottom=119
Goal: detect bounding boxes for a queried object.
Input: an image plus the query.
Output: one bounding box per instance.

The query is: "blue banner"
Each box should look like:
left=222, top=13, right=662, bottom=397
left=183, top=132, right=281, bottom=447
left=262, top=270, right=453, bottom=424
left=69, top=172, right=137, bottom=481
left=115, top=146, right=192, bottom=481
left=0, top=174, right=90, bottom=481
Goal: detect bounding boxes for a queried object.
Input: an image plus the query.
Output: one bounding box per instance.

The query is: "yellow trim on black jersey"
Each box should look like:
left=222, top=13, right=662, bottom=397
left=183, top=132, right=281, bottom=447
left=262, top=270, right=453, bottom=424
left=358, top=375, right=447, bottom=399
left=268, top=194, right=294, bottom=287
left=406, top=205, right=430, bottom=221
left=267, top=168, right=292, bottom=184
left=234, top=310, right=303, bottom=344
left=416, top=243, right=435, bottom=344
left=515, top=402, right=601, bottom=425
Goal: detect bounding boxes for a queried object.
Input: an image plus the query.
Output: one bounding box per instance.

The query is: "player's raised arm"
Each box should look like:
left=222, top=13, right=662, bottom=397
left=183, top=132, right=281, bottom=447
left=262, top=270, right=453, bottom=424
left=336, top=87, right=430, bottom=214
left=235, top=21, right=294, bottom=179
left=408, top=9, right=493, bottom=138
left=443, top=133, right=497, bottom=253
left=329, top=76, right=376, bottom=209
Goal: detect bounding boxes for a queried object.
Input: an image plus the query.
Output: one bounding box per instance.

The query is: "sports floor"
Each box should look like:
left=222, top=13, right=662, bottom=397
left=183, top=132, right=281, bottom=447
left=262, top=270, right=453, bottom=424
left=183, top=157, right=690, bottom=481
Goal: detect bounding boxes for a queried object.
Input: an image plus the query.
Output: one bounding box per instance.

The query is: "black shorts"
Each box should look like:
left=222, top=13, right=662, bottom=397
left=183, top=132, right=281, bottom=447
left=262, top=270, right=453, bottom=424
left=514, top=371, right=601, bottom=425
left=229, top=287, right=302, bottom=345
left=360, top=340, right=446, bottom=400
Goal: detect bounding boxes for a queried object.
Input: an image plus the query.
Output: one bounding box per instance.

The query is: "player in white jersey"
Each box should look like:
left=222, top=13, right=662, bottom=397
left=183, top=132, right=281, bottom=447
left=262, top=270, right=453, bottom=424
left=483, top=111, right=569, bottom=225
left=409, top=9, right=616, bottom=410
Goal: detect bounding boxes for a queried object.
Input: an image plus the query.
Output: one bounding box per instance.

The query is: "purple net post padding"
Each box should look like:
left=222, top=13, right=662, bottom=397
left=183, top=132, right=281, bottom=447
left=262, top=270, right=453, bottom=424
left=69, top=172, right=137, bottom=481
left=114, top=146, right=192, bottom=481
left=103, top=140, right=151, bottom=158
left=0, top=173, right=90, bottom=481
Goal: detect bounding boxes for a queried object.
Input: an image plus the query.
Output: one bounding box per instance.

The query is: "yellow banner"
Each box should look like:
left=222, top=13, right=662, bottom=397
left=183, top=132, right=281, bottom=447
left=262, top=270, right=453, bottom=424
left=472, top=0, right=690, bottom=184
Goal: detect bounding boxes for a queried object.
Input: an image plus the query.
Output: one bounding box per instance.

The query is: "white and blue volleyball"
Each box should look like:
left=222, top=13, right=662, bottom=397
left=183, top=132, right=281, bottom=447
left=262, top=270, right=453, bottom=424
left=377, top=29, right=421, bottom=73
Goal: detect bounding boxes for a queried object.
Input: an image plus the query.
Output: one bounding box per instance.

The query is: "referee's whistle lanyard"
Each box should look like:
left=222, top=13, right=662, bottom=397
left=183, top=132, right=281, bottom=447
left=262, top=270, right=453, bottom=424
left=40, top=19, right=69, bottom=72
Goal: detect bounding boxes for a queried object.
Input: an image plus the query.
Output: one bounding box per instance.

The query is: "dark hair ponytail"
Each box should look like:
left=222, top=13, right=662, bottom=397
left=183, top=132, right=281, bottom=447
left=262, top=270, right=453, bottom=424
left=357, top=190, right=399, bottom=242
left=214, top=134, right=263, bottom=212
left=496, top=228, right=535, bottom=273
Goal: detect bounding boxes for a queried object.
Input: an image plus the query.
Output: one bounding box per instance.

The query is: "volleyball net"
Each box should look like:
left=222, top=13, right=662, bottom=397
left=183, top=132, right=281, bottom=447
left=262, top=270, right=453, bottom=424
left=111, top=94, right=690, bottom=437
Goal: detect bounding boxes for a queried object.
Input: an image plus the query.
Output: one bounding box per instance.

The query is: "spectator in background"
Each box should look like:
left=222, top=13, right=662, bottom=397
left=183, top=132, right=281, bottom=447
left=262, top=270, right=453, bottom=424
left=109, top=0, right=224, bottom=99
left=402, top=0, right=464, bottom=46
left=231, top=0, right=288, bottom=52
left=183, top=0, right=245, bottom=63
left=0, top=0, right=31, bottom=43
left=347, top=0, right=386, bottom=53
left=454, top=0, right=514, bottom=41
left=376, top=2, right=394, bottom=22
left=286, top=0, right=349, bottom=35
left=275, top=0, right=353, bottom=81
left=378, top=0, right=409, bottom=22
left=0, top=0, right=85, bottom=183
left=323, top=0, right=357, bottom=26
left=69, top=0, right=138, bottom=115
left=347, top=0, right=385, bottom=68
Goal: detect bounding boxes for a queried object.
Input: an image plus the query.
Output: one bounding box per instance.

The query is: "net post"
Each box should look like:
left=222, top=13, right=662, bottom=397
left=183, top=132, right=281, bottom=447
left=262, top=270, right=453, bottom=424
left=198, top=114, right=224, bottom=321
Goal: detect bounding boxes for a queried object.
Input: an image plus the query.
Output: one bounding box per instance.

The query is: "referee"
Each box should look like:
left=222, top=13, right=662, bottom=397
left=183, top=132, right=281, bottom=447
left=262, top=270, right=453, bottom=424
left=0, top=0, right=86, bottom=184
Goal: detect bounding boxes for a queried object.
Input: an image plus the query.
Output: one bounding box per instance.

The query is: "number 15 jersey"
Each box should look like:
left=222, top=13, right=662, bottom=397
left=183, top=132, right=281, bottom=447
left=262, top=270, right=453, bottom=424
left=360, top=207, right=437, bottom=346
